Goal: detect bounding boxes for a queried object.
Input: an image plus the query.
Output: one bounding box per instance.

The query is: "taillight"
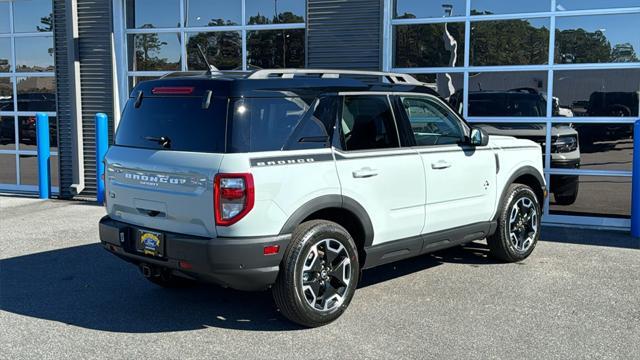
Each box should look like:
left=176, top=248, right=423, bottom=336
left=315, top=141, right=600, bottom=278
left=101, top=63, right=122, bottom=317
left=151, top=86, right=194, bottom=95
left=214, top=173, right=254, bottom=226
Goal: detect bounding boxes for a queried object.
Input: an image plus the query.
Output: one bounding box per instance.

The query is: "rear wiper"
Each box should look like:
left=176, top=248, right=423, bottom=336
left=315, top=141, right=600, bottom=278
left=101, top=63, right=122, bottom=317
left=143, top=136, right=171, bottom=149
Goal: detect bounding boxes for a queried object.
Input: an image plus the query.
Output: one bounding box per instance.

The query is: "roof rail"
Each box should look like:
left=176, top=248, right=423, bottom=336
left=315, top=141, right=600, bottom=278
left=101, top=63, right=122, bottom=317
left=248, top=68, right=422, bottom=85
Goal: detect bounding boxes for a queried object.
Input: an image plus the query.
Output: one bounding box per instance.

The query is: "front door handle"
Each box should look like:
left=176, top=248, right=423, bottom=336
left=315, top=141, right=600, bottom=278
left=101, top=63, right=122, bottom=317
left=431, top=160, right=451, bottom=169
left=352, top=167, right=379, bottom=178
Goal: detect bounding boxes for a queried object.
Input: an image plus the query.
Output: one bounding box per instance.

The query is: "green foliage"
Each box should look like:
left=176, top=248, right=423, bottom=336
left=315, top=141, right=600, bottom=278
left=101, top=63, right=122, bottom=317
left=471, top=20, right=549, bottom=66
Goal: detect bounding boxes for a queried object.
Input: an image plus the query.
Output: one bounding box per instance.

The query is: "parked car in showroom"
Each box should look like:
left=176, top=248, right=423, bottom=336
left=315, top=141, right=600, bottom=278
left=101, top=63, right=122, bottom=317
left=99, top=69, right=547, bottom=327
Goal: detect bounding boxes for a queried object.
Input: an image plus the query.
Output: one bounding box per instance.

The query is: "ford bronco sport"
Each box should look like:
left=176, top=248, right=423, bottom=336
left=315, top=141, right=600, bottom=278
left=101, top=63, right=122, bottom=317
left=99, top=69, right=547, bottom=327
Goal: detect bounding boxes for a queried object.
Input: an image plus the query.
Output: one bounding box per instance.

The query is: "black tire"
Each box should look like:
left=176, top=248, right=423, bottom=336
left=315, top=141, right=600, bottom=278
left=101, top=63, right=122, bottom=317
left=487, top=183, right=541, bottom=262
left=272, top=220, right=360, bottom=327
left=554, top=182, right=579, bottom=205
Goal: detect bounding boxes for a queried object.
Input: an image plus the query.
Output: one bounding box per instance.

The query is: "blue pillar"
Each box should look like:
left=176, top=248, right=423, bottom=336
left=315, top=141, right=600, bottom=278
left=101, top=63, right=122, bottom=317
left=96, top=113, right=109, bottom=205
left=631, top=120, right=640, bottom=238
left=36, top=113, right=50, bottom=199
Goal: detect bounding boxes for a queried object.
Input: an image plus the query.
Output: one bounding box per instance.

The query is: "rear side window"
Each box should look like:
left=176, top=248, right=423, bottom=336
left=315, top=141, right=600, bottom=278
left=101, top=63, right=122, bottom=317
left=228, top=97, right=312, bottom=152
left=116, top=96, right=227, bottom=153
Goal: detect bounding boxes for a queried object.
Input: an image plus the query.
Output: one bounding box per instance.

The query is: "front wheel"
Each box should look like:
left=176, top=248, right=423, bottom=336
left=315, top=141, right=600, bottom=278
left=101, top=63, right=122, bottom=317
left=272, top=220, right=360, bottom=327
left=487, top=184, right=541, bottom=262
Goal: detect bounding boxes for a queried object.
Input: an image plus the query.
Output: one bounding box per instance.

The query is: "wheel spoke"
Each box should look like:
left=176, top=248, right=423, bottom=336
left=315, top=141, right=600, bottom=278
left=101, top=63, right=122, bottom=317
left=329, top=258, right=350, bottom=287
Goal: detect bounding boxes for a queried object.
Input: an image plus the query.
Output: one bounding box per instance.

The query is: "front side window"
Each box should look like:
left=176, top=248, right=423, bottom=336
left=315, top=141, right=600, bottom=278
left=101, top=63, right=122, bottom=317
left=400, top=96, right=465, bottom=146
left=340, top=96, right=399, bottom=151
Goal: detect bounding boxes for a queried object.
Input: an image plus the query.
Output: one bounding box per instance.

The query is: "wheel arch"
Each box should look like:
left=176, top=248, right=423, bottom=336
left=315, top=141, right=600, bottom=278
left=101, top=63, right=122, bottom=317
left=494, top=166, right=546, bottom=221
left=279, top=195, right=374, bottom=264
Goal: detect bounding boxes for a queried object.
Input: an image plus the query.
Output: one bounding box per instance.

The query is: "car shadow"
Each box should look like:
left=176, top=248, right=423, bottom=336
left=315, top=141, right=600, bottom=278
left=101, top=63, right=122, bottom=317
left=0, top=242, right=496, bottom=333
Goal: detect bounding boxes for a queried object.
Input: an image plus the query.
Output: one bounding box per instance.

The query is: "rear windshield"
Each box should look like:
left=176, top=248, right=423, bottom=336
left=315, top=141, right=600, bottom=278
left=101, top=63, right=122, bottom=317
left=115, top=96, right=227, bottom=153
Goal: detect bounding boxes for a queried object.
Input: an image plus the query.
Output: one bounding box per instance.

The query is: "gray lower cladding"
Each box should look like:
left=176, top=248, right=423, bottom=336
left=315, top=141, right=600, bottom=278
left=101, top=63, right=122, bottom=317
left=362, top=221, right=498, bottom=269
left=99, top=216, right=290, bottom=291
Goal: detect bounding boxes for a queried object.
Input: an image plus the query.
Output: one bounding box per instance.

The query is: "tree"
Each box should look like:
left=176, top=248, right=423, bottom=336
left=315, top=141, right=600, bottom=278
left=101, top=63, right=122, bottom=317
left=133, top=24, right=175, bottom=71
left=555, top=28, right=611, bottom=63
left=186, top=23, right=242, bottom=70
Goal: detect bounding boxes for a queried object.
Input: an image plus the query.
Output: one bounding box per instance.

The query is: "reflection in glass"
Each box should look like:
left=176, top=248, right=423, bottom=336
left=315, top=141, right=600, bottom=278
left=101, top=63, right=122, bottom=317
left=556, top=0, right=640, bottom=11
left=18, top=116, right=38, bottom=150
left=128, top=33, right=181, bottom=71
left=50, top=154, right=59, bottom=187
left=549, top=175, right=631, bottom=217
left=394, top=0, right=466, bottom=18
left=245, top=0, right=305, bottom=24
left=15, top=36, right=55, bottom=72
left=49, top=116, right=58, bottom=151
left=128, top=76, right=159, bottom=92
left=394, top=23, right=465, bottom=68
left=19, top=154, right=38, bottom=185
left=247, top=29, right=305, bottom=69
left=16, top=77, right=56, bottom=111
left=555, top=13, right=640, bottom=64
left=559, top=123, right=633, bottom=171
left=0, top=3, right=10, bottom=33
left=471, top=0, right=550, bottom=15
left=466, top=72, right=548, bottom=117
left=186, top=0, right=242, bottom=27
left=0, top=154, right=17, bottom=184
left=126, top=0, right=180, bottom=29
left=0, top=38, right=11, bottom=72
left=0, top=116, right=16, bottom=150
left=471, top=18, right=550, bottom=66
left=186, top=32, right=242, bottom=70
left=13, top=0, right=53, bottom=33
left=412, top=73, right=464, bottom=112
left=0, top=78, right=13, bottom=111
left=553, top=69, right=640, bottom=117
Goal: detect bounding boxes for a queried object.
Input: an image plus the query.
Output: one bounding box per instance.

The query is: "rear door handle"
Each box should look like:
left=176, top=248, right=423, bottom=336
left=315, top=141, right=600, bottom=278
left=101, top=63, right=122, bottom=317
left=431, top=160, right=451, bottom=169
left=352, top=167, right=379, bottom=178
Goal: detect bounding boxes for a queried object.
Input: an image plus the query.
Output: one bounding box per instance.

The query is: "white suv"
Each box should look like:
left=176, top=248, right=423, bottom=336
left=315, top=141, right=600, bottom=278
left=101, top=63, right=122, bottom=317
left=99, top=69, right=547, bottom=327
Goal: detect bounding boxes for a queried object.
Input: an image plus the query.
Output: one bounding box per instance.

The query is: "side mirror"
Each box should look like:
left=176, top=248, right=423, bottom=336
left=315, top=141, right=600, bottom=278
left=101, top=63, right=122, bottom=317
left=470, top=127, right=489, bottom=147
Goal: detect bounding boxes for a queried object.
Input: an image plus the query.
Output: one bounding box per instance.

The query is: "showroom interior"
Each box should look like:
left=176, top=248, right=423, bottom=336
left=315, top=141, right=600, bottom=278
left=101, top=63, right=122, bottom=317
left=0, top=0, right=638, bottom=230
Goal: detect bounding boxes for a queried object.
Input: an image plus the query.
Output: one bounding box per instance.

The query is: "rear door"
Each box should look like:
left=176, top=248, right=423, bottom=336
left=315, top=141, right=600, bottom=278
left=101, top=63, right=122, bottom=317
left=334, top=94, right=425, bottom=245
left=394, top=94, right=497, bottom=233
left=105, top=83, right=228, bottom=238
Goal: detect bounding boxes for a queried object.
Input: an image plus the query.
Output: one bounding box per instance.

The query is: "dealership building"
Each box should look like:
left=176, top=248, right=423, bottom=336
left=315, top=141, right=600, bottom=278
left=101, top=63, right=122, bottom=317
left=0, top=0, right=638, bottom=230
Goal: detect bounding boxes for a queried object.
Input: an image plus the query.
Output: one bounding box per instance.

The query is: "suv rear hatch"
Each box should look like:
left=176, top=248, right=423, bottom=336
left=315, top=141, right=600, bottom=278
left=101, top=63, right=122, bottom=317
left=105, top=80, right=228, bottom=238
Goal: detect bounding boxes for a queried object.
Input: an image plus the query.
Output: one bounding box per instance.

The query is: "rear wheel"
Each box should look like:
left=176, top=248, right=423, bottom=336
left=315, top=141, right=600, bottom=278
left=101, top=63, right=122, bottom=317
left=273, top=220, right=359, bottom=327
left=488, top=184, right=541, bottom=262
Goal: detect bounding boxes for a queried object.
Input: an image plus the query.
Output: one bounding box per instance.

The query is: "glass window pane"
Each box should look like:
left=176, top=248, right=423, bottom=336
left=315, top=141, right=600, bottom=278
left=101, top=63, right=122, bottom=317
left=0, top=3, right=10, bottom=33
left=560, top=123, right=633, bottom=171
left=13, top=0, right=53, bottom=33
left=0, top=154, right=17, bottom=184
left=472, top=122, right=548, bottom=166
left=341, top=96, right=399, bottom=151
left=247, top=29, right=305, bottom=69
left=471, top=0, right=550, bottom=15
left=555, top=13, right=640, bottom=64
left=15, top=36, right=54, bottom=72
left=413, top=73, right=464, bottom=113
left=186, top=31, right=242, bottom=71
left=128, top=76, right=159, bottom=92
left=400, top=96, right=465, bottom=146
left=246, top=0, right=305, bottom=25
left=556, top=0, right=640, bottom=11
left=16, top=77, right=56, bottom=111
left=186, top=0, right=242, bottom=27
left=18, top=115, right=37, bottom=150
left=19, top=154, right=38, bottom=185
left=468, top=72, right=548, bottom=117
left=126, top=0, right=180, bottom=29
left=394, top=23, right=465, bottom=68
left=553, top=69, right=640, bottom=117
left=549, top=175, right=631, bottom=218
left=0, top=38, right=11, bottom=72
left=50, top=154, right=59, bottom=188
left=394, top=0, right=466, bottom=19
left=471, top=18, right=550, bottom=66
left=0, top=115, right=16, bottom=150
left=49, top=116, right=57, bottom=152
left=127, top=33, right=181, bottom=71
left=0, top=78, right=13, bottom=111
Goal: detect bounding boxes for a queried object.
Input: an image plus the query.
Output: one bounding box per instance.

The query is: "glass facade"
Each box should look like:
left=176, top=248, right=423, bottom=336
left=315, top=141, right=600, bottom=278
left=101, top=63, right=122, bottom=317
left=124, top=0, right=306, bottom=90
left=389, top=0, right=639, bottom=227
left=0, top=0, right=58, bottom=192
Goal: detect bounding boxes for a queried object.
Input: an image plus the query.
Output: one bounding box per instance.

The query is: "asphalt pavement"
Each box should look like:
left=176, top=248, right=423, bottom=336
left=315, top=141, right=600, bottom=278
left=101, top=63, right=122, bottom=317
left=1, top=196, right=638, bottom=359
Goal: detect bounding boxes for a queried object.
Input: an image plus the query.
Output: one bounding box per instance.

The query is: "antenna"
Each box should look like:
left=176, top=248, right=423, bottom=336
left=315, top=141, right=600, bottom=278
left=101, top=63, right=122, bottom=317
left=196, top=44, right=220, bottom=75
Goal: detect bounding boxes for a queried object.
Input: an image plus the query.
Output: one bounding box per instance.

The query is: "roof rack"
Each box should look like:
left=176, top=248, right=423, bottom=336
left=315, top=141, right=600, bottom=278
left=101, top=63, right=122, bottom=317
left=248, top=68, right=422, bottom=85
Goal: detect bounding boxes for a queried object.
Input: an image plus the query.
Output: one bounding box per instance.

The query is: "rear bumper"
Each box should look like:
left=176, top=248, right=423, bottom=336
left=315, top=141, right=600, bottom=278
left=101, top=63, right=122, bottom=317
left=99, top=216, right=290, bottom=291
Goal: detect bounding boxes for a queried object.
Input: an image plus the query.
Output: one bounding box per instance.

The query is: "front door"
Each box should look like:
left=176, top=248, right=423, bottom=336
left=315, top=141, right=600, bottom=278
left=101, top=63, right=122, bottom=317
left=334, top=94, right=426, bottom=245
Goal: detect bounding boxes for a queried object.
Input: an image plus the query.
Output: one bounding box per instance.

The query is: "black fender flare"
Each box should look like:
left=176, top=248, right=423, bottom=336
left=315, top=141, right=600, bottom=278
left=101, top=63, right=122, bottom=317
left=493, top=166, right=546, bottom=221
left=279, top=194, right=375, bottom=247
